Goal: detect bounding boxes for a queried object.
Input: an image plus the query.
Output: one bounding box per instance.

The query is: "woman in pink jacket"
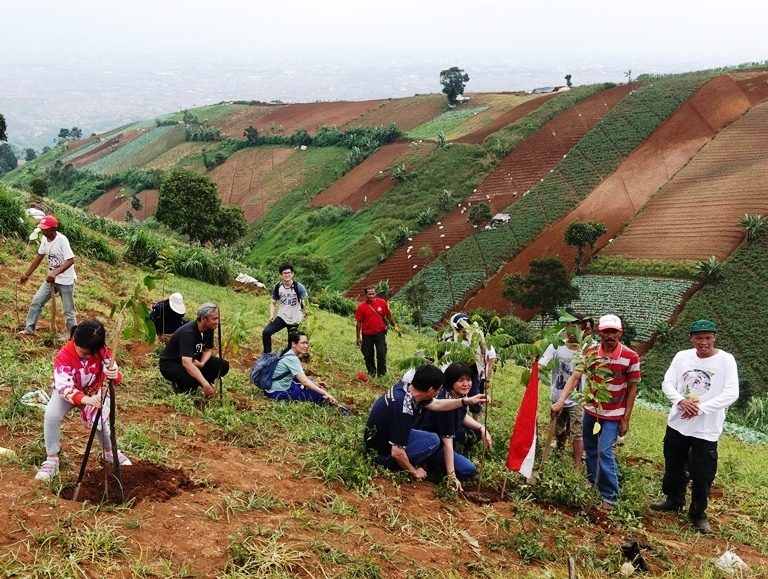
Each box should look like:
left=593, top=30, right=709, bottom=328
left=35, top=319, right=132, bottom=481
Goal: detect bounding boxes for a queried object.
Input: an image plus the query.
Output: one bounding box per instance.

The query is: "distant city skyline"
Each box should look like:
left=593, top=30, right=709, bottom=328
left=2, top=0, right=766, bottom=148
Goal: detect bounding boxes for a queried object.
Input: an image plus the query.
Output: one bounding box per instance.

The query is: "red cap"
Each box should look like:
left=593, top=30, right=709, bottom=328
left=38, top=215, right=59, bottom=230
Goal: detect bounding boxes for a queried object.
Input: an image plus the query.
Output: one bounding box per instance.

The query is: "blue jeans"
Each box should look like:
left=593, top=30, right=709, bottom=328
left=25, top=281, right=76, bottom=333
left=266, top=380, right=328, bottom=405
left=424, top=443, right=478, bottom=480
left=375, top=429, right=441, bottom=471
left=583, top=412, right=621, bottom=503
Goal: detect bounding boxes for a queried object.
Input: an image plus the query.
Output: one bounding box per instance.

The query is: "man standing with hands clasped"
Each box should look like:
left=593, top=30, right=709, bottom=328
left=355, top=285, right=399, bottom=378
left=651, top=319, right=739, bottom=533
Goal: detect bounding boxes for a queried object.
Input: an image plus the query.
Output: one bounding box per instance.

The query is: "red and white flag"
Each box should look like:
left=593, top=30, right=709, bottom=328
left=505, top=361, right=539, bottom=479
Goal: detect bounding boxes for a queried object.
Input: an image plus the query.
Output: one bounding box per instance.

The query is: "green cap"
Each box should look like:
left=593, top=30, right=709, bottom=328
left=689, top=319, right=717, bottom=333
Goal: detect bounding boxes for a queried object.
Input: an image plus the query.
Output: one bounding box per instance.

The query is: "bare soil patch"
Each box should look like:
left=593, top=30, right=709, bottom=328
left=88, top=186, right=158, bottom=222
left=341, top=94, right=445, bottom=132
left=60, top=462, right=196, bottom=505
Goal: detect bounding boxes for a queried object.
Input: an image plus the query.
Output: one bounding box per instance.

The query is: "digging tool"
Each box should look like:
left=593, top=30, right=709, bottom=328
left=72, top=396, right=106, bottom=502
left=475, top=358, right=494, bottom=492
left=108, top=377, right=124, bottom=503
left=49, top=282, right=58, bottom=336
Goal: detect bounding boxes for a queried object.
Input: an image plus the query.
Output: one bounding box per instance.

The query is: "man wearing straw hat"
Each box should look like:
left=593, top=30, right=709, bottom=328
left=19, top=214, right=77, bottom=335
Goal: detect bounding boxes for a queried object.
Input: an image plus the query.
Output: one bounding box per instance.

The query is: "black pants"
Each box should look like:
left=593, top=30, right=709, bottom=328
left=160, top=357, right=230, bottom=393
left=662, top=425, right=718, bottom=518
left=361, top=331, right=388, bottom=376
left=262, top=317, right=298, bottom=353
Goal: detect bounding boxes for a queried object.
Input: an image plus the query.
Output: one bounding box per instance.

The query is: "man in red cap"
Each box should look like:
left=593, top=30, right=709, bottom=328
left=552, top=313, right=640, bottom=510
left=19, top=215, right=77, bottom=335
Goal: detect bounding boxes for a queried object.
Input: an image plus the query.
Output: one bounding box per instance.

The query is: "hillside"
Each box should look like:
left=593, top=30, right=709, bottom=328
left=1, top=197, right=767, bottom=577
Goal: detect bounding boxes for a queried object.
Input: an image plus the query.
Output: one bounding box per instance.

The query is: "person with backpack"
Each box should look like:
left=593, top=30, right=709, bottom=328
left=355, top=285, right=399, bottom=377
left=159, top=303, right=229, bottom=399
left=260, top=331, right=346, bottom=411
left=149, top=292, right=187, bottom=337
left=262, top=263, right=307, bottom=353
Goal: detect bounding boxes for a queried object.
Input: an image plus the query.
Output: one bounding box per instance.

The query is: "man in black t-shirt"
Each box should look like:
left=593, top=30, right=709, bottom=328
left=159, top=302, right=230, bottom=398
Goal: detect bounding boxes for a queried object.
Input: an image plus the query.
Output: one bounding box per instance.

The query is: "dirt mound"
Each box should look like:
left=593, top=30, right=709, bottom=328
left=60, top=461, right=195, bottom=505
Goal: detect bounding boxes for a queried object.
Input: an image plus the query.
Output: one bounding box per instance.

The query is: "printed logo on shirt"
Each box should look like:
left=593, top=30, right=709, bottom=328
left=682, top=368, right=713, bottom=397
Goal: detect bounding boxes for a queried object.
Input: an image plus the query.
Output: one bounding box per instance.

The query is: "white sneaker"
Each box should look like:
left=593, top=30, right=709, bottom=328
left=103, top=450, right=132, bottom=466
left=35, top=458, right=60, bottom=481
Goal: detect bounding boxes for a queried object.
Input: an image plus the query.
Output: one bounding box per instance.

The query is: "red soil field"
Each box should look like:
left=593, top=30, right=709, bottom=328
left=341, top=94, right=445, bottom=132
left=213, top=104, right=282, bottom=139
left=218, top=100, right=389, bottom=140
left=89, top=186, right=158, bottom=222
left=464, top=74, right=768, bottom=315
left=601, top=99, right=768, bottom=261
left=347, top=85, right=634, bottom=297
left=208, top=147, right=295, bottom=221
left=309, top=142, right=411, bottom=210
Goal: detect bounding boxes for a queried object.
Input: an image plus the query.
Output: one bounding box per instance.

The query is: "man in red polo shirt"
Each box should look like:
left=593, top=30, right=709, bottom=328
left=355, top=285, right=398, bottom=377
left=552, top=314, right=641, bottom=510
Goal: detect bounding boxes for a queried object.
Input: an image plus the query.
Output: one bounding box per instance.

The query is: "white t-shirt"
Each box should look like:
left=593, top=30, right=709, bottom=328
left=661, top=348, right=739, bottom=442
left=38, top=232, right=76, bottom=285
left=539, top=344, right=583, bottom=407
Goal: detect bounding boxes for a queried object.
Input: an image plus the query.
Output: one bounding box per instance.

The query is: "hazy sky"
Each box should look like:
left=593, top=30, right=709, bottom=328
left=4, top=0, right=766, bottom=63
left=2, top=0, right=766, bottom=147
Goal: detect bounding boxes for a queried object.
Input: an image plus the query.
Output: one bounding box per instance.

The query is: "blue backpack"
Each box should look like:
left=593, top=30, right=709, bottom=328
left=251, top=351, right=293, bottom=391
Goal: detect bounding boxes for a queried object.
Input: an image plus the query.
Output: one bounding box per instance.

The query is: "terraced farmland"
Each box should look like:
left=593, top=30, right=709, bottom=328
left=341, top=94, right=445, bottom=132
left=86, top=125, right=186, bottom=174
left=88, top=186, right=158, bottom=222
left=309, top=142, right=411, bottom=210
left=208, top=147, right=296, bottom=221
left=602, top=100, right=768, bottom=261
left=348, top=84, right=632, bottom=297
left=456, top=94, right=555, bottom=144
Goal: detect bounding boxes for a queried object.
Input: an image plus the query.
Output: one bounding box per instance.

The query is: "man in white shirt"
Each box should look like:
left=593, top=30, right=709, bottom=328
left=651, top=319, right=739, bottom=533
left=19, top=215, right=77, bottom=335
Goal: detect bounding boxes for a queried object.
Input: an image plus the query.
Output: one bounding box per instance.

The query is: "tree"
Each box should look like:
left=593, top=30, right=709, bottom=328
left=25, top=148, right=37, bottom=162
left=156, top=168, right=220, bottom=243
left=624, top=69, right=633, bottom=84
left=0, top=143, right=18, bottom=175
left=70, top=127, right=83, bottom=139
left=57, top=128, right=71, bottom=141
left=0, top=113, right=6, bottom=141
left=29, top=177, right=49, bottom=196
left=565, top=74, right=573, bottom=88
left=564, top=219, right=607, bottom=272
left=502, top=256, right=580, bottom=323
left=213, top=205, right=248, bottom=246
left=439, top=67, right=470, bottom=105
left=468, top=203, right=492, bottom=226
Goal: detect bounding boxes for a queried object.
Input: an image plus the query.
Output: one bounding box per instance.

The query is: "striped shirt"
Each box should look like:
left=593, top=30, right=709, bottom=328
left=584, top=343, right=641, bottom=420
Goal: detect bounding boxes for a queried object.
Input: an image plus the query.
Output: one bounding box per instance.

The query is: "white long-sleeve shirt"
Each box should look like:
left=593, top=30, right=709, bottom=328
left=661, top=348, right=739, bottom=442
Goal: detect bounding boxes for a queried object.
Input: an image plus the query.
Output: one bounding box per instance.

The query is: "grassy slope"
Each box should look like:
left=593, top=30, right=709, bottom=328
left=1, top=231, right=767, bottom=576
left=642, top=231, right=768, bottom=406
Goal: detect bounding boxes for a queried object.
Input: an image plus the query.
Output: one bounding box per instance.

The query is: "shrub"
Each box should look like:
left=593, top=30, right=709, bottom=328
left=123, top=228, right=165, bottom=267
left=306, top=205, right=352, bottom=228
left=57, top=216, right=120, bottom=263
left=174, top=245, right=232, bottom=286
left=314, top=287, right=357, bottom=317
left=0, top=184, right=31, bottom=238
left=416, top=207, right=438, bottom=228
left=468, top=202, right=492, bottom=225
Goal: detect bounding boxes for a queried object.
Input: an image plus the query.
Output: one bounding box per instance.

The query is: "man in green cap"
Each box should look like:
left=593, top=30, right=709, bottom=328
left=650, top=319, right=739, bottom=533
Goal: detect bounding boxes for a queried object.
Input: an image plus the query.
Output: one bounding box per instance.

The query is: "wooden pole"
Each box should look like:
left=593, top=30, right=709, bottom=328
left=49, top=282, right=58, bottom=335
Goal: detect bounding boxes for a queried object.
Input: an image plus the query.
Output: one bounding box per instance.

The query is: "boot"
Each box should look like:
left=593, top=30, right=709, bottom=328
left=650, top=497, right=684, bottom=512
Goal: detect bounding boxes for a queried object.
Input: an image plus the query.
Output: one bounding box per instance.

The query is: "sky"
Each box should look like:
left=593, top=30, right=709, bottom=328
left=2, top=0, right=767, bottom=147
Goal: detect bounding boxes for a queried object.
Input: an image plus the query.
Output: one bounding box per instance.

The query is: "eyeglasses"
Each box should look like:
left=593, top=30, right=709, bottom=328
left=297, top=340, right=309, bottom=345
left=281, top=271, right=293, bottom=275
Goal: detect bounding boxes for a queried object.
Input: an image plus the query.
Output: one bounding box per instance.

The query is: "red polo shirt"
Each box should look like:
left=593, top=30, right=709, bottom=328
left=355, top=298, right=391, bottom=335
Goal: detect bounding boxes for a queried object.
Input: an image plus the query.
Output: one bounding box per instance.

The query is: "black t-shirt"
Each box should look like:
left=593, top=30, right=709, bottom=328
left=364, top=382, right=432, bottom=456
left=149, top=299, right=187, bottom=335
left=414, top=388, right=465, bottom=439
left=159, top=321, right=213, bottom=363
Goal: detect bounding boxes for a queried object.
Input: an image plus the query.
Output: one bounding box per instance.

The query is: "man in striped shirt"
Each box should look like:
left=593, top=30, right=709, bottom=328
left=552, top=314, right=641, bottom=509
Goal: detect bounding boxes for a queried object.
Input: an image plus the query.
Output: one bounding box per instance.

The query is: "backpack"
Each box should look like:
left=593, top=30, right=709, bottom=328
left=251, top=351, right=293, bottom=391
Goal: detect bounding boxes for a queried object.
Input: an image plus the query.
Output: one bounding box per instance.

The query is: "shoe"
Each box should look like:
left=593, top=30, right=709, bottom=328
left=691, top=516, right=711, bottom=533
left=35, top=458, right=60, bottom=481
left=600, top=500, right=615, bottom=512
left=651, top=498, right=684, bottom=513
left=338, top=405, right=352, bottom=416
left=17, top=329, right=36, bottom=336
left=103, top=450, right=133, bottom=466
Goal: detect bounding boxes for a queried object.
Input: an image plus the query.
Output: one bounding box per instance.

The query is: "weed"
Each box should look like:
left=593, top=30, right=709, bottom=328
left=225, top=526, right=311, bottom=577
left=119, top=423, right=171, bottom=463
